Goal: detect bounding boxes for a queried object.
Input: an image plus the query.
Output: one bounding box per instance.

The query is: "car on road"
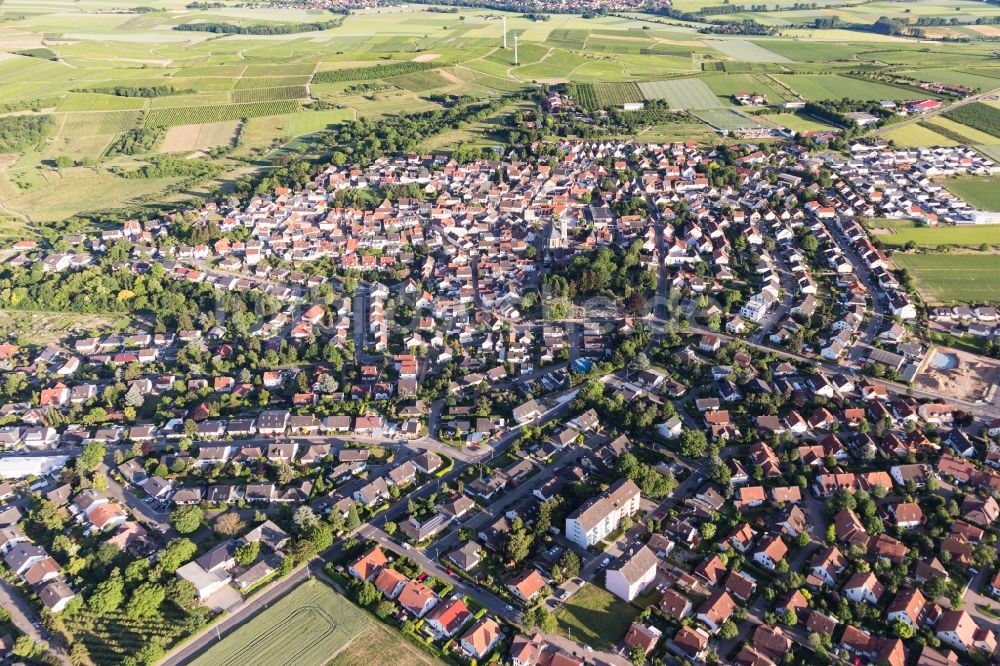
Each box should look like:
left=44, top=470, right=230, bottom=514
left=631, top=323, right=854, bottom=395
left=505, top=604, right=514, bottom=611
left=600, top=557, right=611, bottom=568
left=401, top=542, right=411, bottom=550
left=446, top=568, right=455, bottom=576
left=584, top=646, right=593, bottom=653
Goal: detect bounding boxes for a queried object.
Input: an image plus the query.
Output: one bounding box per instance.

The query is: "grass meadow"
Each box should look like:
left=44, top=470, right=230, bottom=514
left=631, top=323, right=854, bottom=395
left=555, top=583, right=639, bottom=651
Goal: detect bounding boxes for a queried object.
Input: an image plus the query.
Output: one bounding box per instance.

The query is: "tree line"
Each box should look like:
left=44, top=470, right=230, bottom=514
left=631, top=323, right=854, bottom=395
left=73, top=85, right=193, bottom=98
left=174, top=15, right=344, bottom=34
left=311, top=61, right=437, bottom=84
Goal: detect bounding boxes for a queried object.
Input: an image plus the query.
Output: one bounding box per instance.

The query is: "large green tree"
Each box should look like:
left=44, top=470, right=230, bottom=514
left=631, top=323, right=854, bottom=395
left=89, top=575, right=125, bottom=612
left=126, top=583, right=165, bottom=618
left=170, top=505, right=203, bottom=534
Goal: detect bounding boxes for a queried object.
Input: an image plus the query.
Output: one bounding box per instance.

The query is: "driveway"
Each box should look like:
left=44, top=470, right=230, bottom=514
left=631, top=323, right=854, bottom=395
left=98, top=462, right=172, bottom=534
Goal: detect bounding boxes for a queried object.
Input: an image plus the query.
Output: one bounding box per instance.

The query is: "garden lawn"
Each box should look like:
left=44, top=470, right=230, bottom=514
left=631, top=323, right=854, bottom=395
left=555, top=583, right=639, bottom=651
left=188, top=580, right=371, bottom=666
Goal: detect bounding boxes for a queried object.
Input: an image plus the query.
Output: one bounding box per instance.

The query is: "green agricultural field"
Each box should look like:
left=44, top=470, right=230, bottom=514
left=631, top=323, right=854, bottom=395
left=453, top=67, right=527, bottom=93
left=56, top=93, right=148, bottom=112
left=3, top=0, right=1000, bottom=226
left=942, top=175, right=1000, bottom=211
left=486, top=41, right=546, bottom=63
left=694, top=108, right=760, bottom=130
left=230, top=86, right=310, bottom=104
left=385, top=70, right=452, bottom=92
left=286, top=109, right=356, bottom=135
left=775, top=74, right=919, bottom=101
left=145, top=101, right=301, bottom=127
left=893, top=253, right=1000, bottom=303
left=62, top=110, right=144, bottom=136
left=975, top=144, right=1000, bottom=164
left=872, top=222, right=1000, bottom=247
left=901, top=68, right=1000, bottom=91
left=150, top=92, right=232, bottom=109
left=883, top=122, right=957, bottom=148
left=0, top=166, right=183, bottom=223
left=771, top=111, right=840, bottom=132
left=514, top=48, right=589, bottom=80
left=700, top=73, right=792, bottom=104
left=748, top=39, right=871, bottom=62
left=244, top=63, right=317, bottom=77
left=944, top=102, right=1000, bottom=139
left=705, top=39, right=790, bottom=63
left=234, top=76, right=313, bottom=90
left=638, top=78, right=722, bottom=109
left=556, top=583, right=639, bottom=651
left=570, top=82, right=643, bottom=109
left=328, top=622, right=443, bottom=666
left=188, top=580, right=371, bottom=666
left=592, top=82, right=645, bottom=107
left=925, top=117, right=1000, bottom=146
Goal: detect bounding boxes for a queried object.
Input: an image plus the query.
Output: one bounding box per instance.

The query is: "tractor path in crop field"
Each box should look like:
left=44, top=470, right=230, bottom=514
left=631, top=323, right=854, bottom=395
left=437, top=68, right=463, bottom=85
left=160, top=560, right=319, bottom=666
left=508, top=46, right=554, bottom=79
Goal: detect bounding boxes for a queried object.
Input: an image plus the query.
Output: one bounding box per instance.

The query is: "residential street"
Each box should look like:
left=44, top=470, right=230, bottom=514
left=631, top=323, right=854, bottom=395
left=7, top=130, right=1000, bottom=666
left=0, top=580, right=69, bottom=665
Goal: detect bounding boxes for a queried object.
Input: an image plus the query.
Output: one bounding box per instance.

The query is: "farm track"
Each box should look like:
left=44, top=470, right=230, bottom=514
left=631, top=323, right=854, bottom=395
left=508, top=46, right=554, bottom=78
left=871, top=85, right=1000, bottom=137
